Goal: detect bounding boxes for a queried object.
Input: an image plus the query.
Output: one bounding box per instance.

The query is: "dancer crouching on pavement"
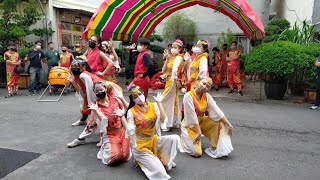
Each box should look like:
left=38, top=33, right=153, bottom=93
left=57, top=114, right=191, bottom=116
left=88, top=81, right=130, bottom=165
left=180, top=77, right=234, bottom=158
left=67, top=58, right=124, bottom=147
left=126, top=84, right=180, bottom=180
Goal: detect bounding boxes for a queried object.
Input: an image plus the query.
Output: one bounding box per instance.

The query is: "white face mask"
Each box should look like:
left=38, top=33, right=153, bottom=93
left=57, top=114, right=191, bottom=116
left=192, top=47, right=201, bottom=54
left=171, top=48, right=179, bottom=55
left=134, top=94, right=145, bottom=104
left=137, top=45, right=143, bottom=52
left=36, top=45, right=41, bottom=50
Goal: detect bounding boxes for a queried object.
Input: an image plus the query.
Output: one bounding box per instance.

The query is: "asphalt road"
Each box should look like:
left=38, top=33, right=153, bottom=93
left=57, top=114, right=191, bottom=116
left=0, top=88, right=319, bottom=180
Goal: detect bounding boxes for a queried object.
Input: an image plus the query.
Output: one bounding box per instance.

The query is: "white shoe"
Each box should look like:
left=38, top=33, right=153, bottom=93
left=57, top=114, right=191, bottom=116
left=67, top=139, right=85, bottom=148
left=172, top=162, right=176, bottom=168
left=96, top=139, right=102, bottom=147
left=72, top=119, right=87, bottom=126
left=310, top=105, right=320, bottom=110
left=162, top=127, right=171, bottom=132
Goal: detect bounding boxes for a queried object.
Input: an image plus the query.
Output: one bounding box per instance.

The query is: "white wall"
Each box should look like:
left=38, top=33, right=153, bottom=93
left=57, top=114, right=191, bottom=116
left=154, top=0, right=270, bottom=52
left=270, top=0, right=315, bottom=26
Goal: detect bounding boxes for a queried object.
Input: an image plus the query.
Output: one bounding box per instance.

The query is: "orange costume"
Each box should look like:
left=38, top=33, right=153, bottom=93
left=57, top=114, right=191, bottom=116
left=96, top=95, right=130, bottom=165
left=4, top=51, right=20, bottom=94
left=212, top=52, right=223, bottom=86
left=227, top=50, right=241, bottom=89
left=59, top=52, right=74, bottom=68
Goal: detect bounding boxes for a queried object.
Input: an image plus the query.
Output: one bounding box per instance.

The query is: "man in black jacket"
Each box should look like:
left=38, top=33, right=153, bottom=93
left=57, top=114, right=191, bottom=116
left=25, top=40, right=46, bottom=95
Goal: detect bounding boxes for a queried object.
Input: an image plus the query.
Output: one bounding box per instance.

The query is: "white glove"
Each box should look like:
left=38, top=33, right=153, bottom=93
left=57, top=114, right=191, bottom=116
left=160, top=74, right=166, bottom=80
left=181, top=88, right=187, bottom=94
left=153, top=92, right=163, bottom=103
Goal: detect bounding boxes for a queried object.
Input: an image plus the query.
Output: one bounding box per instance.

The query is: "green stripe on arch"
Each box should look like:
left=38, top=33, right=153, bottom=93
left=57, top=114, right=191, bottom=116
left=126, top=0, right=165, bottom=42
left=113, top=1, right=146, bottom=39
left=141, top=0, right=190, bottom=37
left=94, top=1, right=123, bottom=36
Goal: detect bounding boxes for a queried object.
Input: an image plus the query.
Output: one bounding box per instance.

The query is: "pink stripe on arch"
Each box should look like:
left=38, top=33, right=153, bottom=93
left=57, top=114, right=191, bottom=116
left=100, top=0, right=140, bottom=40
left=131, top=0, right=183, bottom=41
left=82, top=0, right=110, bottom=40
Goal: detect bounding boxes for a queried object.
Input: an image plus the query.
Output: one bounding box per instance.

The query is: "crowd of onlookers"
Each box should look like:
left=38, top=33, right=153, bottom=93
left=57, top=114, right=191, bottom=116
left=4, top=40, right=84, bottom=98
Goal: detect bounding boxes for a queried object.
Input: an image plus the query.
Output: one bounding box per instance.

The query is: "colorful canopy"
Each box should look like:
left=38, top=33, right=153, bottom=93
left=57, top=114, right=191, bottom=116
left=82, top=0, right=265, bottom=41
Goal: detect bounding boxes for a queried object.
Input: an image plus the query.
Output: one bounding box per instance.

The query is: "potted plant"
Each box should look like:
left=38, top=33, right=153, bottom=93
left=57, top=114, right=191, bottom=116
left=245, top=41, right=301, bottom=100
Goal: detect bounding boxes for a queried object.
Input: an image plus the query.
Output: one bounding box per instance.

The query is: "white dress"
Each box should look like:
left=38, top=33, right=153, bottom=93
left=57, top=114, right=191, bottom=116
left=127, top=103, right=181, bottom=180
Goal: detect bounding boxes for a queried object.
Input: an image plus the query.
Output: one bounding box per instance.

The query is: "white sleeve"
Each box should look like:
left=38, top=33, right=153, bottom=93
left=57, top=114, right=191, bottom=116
left=198, top=57, right=208, bottom=79
left=183, top=93, right=199, bottom=127
left=113, top=60, right=121, bottom=69
left=207, top=93, right=225, bottom=121
left=170, top=56, right=183, bottom=81
left=126, top=110, right=136, bottom=137
left=153, top=102, right=162, bottom=136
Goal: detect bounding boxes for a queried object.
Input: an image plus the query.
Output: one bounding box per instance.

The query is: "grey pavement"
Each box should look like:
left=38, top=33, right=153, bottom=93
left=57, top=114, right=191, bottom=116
left=0, top=77, right=319, bottom=180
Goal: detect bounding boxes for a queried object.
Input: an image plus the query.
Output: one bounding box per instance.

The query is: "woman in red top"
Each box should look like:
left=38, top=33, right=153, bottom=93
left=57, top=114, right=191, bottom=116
left=88, top=81, right=130, bottom=165
left=85, top=35, right=114, bottom=80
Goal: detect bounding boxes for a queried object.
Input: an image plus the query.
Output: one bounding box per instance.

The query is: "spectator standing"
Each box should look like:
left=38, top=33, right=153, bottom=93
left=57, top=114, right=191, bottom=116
left=310, top=55, right=320, bottom=110
left=25, top=40, right=46, bottom=96
left=45, top=42, right=59, bottom=72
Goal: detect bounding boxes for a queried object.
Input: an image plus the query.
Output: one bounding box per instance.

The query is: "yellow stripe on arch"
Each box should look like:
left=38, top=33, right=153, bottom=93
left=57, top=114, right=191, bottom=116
left=87, top=0, right=115, bottom=39
left=117, top=2, right=149, bottom=40
left=123, top=1, right=158, bottom=42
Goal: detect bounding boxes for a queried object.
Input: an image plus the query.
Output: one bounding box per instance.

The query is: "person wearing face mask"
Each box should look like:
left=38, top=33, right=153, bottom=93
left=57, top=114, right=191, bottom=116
left=86, top=81, right=130, bottom=165
left=101, top=40, right=121, bottom=83
left=180, top=77, right=233, bottom=158
left=25, top=40, right=46, bottom=96
left=58, top=45, right=74, bottom=69
left=4, top=42, right=21, bottom=98
left=84, top=35, right=114, bottom=80
left=132, top=38, right=154, bottom=98
left=186, top=40, right=210, bottom=91
left=126, top=84, right=180, bottom=180
left=226, top=41, right=243, bottom=96
left=73, top=44, right=83, bottom=57
left=45, top=42, right=60, bottom=72
left=67, top=59, right=124, bottom=147
left=160, top=39, right=185, bottom=131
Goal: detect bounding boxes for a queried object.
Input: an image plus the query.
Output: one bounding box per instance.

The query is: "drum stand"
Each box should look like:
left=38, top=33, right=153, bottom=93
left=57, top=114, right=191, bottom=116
left=38, top=83, right=67, bottom=102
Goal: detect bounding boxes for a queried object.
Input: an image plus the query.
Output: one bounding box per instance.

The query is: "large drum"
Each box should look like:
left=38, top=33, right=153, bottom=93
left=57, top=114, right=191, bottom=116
left=48, top=66, right=70, bottom=86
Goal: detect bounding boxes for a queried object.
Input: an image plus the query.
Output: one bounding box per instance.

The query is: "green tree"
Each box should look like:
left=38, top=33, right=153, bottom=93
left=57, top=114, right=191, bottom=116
left=162, top=11, right=197, bottom=43
left=0, top=0, right=52, bottom=56
left=217, top=28, right=236, bottom=49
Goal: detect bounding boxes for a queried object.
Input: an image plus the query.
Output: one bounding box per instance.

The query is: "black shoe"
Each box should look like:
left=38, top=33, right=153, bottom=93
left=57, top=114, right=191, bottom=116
left=80, top=115, right=88, bottom=122
left=238, top=90, right=243, bottom=96
left=125, top=82, right=129, bottom=85
left=215, top=88, right=219, bottom=91
left=5, top=94, right=13, bottom=98
left=228, top=90, right=234, bottom=94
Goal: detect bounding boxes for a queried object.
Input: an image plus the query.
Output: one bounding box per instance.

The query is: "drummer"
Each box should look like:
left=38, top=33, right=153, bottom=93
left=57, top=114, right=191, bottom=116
left=59, top=45, right=74, bottom=70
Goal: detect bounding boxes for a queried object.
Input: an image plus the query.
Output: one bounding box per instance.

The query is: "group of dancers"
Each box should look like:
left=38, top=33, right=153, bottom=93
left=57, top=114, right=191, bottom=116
left=66, top=35, right=234, bottom=180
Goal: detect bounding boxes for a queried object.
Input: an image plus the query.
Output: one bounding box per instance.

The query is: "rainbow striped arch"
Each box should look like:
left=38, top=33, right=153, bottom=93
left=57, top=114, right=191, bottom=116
left=82, top=0, right=265, bottom=41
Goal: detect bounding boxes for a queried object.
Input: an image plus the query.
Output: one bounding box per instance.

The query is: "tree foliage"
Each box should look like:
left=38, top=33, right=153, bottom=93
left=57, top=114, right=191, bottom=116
left=162, top=11, right=197, bottom=43
left=0, top=0, right=52, bottom=55
left=217, top=28, right=236, bottom=49
left=279, top=20, right=319, bottom=45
